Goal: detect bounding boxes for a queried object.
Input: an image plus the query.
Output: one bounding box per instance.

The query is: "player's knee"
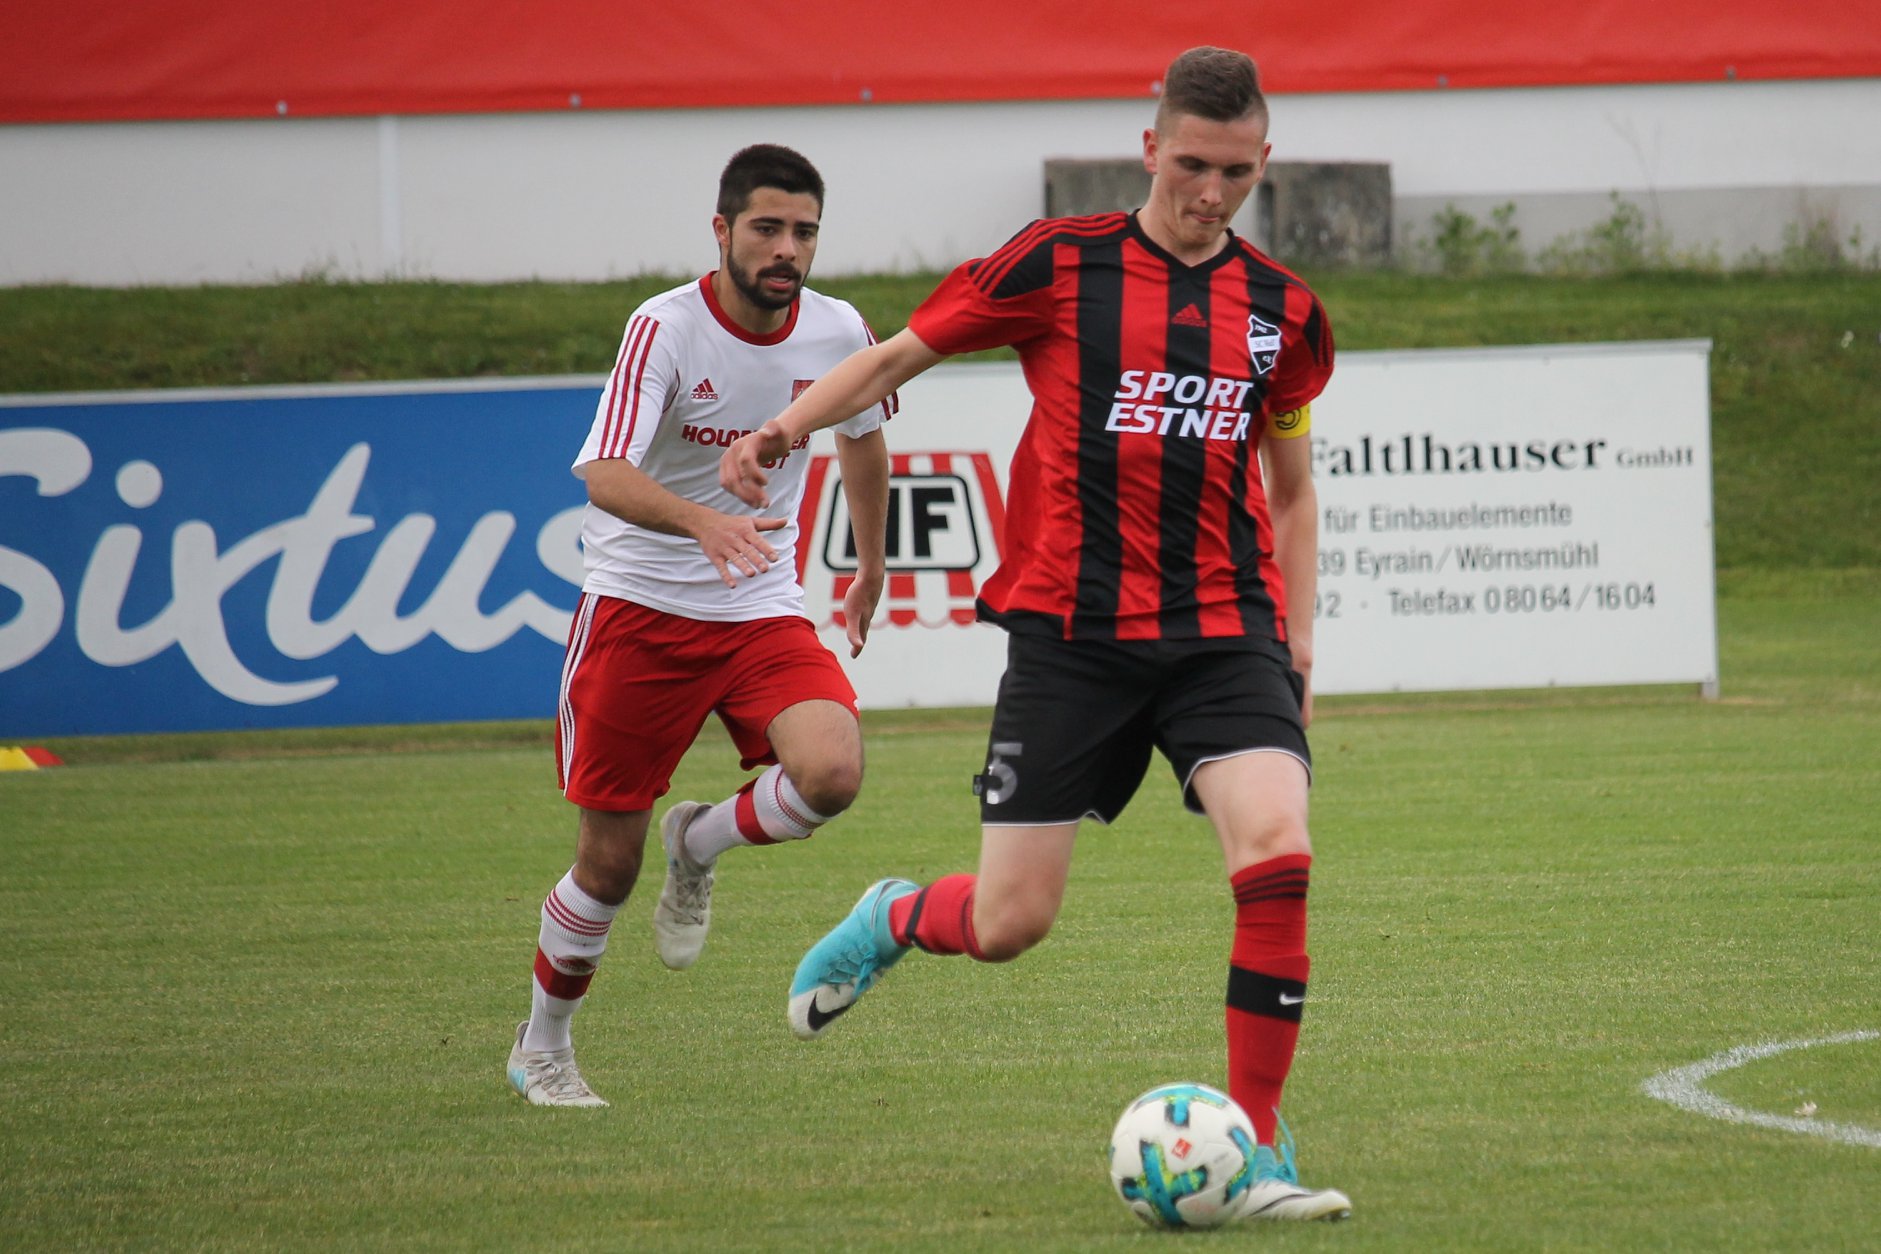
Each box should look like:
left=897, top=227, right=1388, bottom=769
left=791, top=759, right=862, bottom=817
left=1229, top=820, right=1310, bottom=869
left=576, top=846, right=641, bottom=905
left=575, top=811, right=647, bottom=903
left=973, top=908, right=1053, bottom=962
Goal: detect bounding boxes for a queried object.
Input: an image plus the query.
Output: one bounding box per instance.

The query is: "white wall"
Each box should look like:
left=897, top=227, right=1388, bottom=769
left=3, top=77, right=1877, bottom=286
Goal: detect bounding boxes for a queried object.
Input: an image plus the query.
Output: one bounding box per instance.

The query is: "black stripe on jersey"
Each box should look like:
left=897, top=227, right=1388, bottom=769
left=973, top=219, right=1064, bottom=293
left=1227, top=427, right=1263, bottom=637
left=1234, top=265, right=1295, bottom=638
left=1302, top=296, right=1330, bottom=371
left=1228, top=434, right=1276, bottom=637
left=1157, top=270, right=1213, bottom=638
left=1071, top=234, right=1126, bottom=637
left=987, top=235, right=1057, bottom=301
left=1244, top=268, right=1291, bottom=416
left=977, top=214, right=1129, bottom=302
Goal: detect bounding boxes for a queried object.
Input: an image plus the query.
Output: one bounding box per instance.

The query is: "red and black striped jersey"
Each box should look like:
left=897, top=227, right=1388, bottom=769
left=907, top=211, right=1334, bottom=647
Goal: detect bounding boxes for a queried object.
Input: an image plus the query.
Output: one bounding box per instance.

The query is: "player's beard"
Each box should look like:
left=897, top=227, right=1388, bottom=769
left=726, top=258, right=802, bottom=312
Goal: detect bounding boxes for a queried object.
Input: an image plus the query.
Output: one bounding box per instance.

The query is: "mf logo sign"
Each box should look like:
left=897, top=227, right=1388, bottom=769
left=796, top=451, right=1006, bottom=631
left=821, top=474, right=980, bottom=571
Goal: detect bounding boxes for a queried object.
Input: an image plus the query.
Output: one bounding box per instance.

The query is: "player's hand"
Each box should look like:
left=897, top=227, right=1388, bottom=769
left=720, top=421, right=792, bottom=508
left=842, top=569, right=884, bottom=657
left=697, top=512, right=788, bottom=588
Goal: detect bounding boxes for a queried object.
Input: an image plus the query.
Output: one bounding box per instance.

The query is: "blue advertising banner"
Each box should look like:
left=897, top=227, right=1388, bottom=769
left=0, top=378, right=597, bottom=735
left=1, top=347, right=1721, bottom=736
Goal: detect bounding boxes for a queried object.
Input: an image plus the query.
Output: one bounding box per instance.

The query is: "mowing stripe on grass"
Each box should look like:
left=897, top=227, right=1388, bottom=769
left=1641, top=1031, right=1881, bottom=1149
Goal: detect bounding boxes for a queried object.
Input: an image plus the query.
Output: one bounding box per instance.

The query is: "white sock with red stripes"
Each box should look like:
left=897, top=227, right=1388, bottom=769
left=681, top=764, right=832, bottom=864
left=522, top=870, right=620, bottom=1053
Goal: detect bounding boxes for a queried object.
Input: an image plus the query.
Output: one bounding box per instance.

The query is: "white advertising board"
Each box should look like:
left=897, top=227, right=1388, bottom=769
left=1307, top=341, right=1717, bottom=695
left=802, top=341, right=1717, bottom=707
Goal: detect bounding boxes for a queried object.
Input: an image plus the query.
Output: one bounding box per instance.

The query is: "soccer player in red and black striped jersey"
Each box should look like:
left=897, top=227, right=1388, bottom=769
left=722, top=47, right=1349, bottom=1222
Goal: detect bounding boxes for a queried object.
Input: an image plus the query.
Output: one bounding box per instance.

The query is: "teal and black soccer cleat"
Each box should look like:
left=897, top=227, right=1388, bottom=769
left=1235, top=1115, right=1352, bottom=1222
left=787, top=878, right=917, bottom=1040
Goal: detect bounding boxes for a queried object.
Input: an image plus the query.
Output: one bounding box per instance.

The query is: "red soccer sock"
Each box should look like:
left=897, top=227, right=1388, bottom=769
left=1225, top=853, right=1312, bottom=1145
left=887, top=873, right=986, bottom=959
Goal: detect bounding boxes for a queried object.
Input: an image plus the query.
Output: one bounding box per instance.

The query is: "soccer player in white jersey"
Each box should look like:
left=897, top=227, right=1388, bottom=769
left=507, top=144, right=893, bottom=1107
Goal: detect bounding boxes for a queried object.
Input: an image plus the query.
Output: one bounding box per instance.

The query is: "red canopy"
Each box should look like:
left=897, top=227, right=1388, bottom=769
left=6, top=0, right=1876, bottom=125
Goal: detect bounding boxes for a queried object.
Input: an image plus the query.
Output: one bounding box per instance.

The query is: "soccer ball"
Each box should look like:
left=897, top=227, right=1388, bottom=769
left=1107, top=1082, right=1257, bottom=1229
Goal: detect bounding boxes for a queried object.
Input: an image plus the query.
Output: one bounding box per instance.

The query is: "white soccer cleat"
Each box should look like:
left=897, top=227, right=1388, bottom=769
left=1237, top=1178, right=1353, bottom=1222
left=653, top=800, right=715, bottom=970
left=506, top=1021, right=608, bottom=1108
left=1233, top=1121, right=1351, bottom=1222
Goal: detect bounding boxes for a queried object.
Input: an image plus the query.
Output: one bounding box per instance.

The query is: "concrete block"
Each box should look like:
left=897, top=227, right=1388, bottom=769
left=1256, top=162, right=1393, bottom=267
left=1043, top=158, right=1150, bottom=218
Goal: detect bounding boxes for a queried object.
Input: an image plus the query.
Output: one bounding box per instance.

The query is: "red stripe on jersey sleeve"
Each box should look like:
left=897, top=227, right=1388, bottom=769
left=616, top=318, right=661, bottom=457
left=857, top=313, right=900, bottom=423
left=602, top=316, right=658, bottom=458
left=600, top=316, right=641, bottom=454
left=597, top=321, right=635, bottom=455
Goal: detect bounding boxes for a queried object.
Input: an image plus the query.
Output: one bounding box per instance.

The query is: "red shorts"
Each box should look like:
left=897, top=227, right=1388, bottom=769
left=556, top=593, right=859, bottom=812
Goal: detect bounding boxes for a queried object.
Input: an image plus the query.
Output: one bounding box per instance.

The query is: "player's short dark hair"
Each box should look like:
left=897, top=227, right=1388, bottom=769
left=717, top=144, right=825, bottom=220
left=1155, top=46, right=1268, bottom=132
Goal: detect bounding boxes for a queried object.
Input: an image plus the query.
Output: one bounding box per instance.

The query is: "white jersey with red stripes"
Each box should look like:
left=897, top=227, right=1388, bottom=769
left=574, top=274, right=893, bottom=621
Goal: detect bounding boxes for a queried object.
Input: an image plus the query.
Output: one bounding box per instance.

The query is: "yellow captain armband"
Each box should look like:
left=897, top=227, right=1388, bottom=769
left=1268, top=402, right=1312, bottom=438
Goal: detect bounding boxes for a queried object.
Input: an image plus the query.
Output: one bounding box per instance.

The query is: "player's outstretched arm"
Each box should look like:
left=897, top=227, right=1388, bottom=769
left=833, top=427, right=890, bottom=657
left=1261, top=431, right=1318, bottom=726
left=721, top=327, right=946, bottom=508
left=584, top=456, right=786, bottom=588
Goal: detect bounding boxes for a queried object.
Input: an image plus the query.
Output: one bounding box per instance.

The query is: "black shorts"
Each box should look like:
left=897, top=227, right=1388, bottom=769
left=973, top=634, right=1310, bottom=825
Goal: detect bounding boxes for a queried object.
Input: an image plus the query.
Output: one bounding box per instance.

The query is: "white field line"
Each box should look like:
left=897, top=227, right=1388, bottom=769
left=1641, top=1031, right=1881, bottom=1149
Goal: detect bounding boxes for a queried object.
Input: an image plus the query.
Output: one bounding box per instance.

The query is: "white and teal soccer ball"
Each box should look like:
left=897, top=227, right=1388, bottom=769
left=1107, top=1082, right=1256, bottom=1229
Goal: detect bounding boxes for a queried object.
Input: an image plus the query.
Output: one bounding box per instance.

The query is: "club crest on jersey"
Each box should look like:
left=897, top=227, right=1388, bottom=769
left=1246, top=313, right=1281, bottom=378
left=792, top=379, right=817, bottom=401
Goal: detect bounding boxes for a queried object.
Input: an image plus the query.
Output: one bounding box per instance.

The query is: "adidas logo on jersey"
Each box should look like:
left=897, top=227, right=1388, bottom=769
left=1171, top=303, right=1208, bottom=327
left=690, top=379, right=720, bottom=401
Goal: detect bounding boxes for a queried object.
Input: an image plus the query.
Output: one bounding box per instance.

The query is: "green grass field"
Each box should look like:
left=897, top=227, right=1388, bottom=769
left=3, top=583, right=1875, bottom=1251
left=3, top=273, right=1877, bottom=1247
